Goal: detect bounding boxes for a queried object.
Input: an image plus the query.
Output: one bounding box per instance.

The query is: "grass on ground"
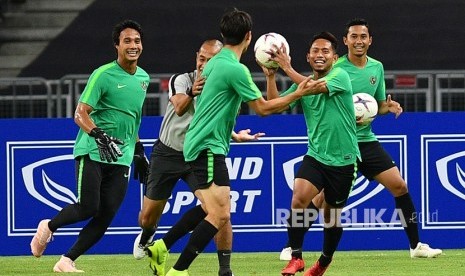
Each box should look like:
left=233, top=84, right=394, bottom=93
left=0, top=250, right=463, bottom=275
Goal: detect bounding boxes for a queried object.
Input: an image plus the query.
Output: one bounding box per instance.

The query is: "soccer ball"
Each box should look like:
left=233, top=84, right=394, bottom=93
left=254, top=32, right=290, bottom=69
left=353, top=93, right=378, bottom=125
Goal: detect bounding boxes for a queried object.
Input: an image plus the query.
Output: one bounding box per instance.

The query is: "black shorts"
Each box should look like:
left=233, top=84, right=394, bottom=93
left=358, top=141, right=396, bottom=180
left=187, top=149, right=230, bottom=190
left=145, top=140, right=197, bottom=200
left=75, top=155, right=129, bottom=211
left=296, top=155, right=357, bottom=207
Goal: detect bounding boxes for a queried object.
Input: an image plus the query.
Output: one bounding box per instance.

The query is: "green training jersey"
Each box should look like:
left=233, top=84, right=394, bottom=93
left=73, top=60, right=149, bottom=166
left=282, top=67, right=360, bottom=166
left=334, top=54, right=386, bottom=142
left=184, top=48, right=262, bottom=161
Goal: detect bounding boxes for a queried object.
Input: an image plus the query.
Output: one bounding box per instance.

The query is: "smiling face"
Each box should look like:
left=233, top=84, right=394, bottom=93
left=343, top=24, right=372, bottom=58
left=307, top=38, right=337, bottom=76
left=115, top=27, right=142, bottom=64
left=196, top=42, right=222, bottom=74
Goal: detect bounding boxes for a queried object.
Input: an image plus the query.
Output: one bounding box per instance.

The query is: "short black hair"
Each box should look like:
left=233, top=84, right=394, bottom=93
left=310, top=31, right=338, bottom=52
left=112, top=19, right=143, bottom=45
left=345, top=18, right=371, bottom=36
left=220, top=8, right=252, bottom=46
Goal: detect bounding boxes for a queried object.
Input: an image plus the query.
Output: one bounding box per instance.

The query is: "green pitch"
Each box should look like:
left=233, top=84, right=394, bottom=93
left=0, top=250, right=463, bottom=275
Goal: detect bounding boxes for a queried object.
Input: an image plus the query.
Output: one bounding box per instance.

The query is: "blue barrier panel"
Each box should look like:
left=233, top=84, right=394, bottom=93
left=1, top=113, right=465, bottom=256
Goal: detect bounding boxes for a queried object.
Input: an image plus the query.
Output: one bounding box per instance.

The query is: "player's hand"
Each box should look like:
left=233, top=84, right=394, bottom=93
left=296, top=76, right=326, bottom=96
left=190, top=76, right=206, bottom=97
left=270, top=42, right=292, bottom=71
left=256, top=59, right=278, bottom=76
left=355, top=116, right=365, bottom=125
left=386, top=94, right=403, bottom=118
left=90, top=127, right=124, bottom=162
left=133, top=141, right=149, bottom=184
left=232, top=129, right=265, bottom=142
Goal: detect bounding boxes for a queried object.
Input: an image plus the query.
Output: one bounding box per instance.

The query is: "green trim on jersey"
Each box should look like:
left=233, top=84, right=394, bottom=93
left=184, top=48, right=262, bottom=161
left=81, top=62, right=114, bottom=103
left=73, top=60, right=149, bottom=166
left=282, top=67, right=360, bottom=166
left=334, top=54, right=386, bottom=142
left=207, top=149, right=214, bottom=183
left=349, top=161, right=358, bottom=194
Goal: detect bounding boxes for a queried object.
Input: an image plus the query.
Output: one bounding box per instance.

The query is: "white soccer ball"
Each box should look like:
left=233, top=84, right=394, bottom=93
left=254, top=32, right=290, bottom=69
left=353, top=93, right=378, bottom=125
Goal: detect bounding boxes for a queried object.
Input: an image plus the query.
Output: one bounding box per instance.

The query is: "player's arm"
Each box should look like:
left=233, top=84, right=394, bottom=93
left=257, top=61, right=280, bottom=100
left=170, top=93, right=194, bottom=116
left=378, top=94, right=403, bottom=118
left=271, top=44, right=307, bottom=84
left=74, top=102, right=97, bottom=133
left=74, top=102, right=123, bottom=162
left=170, top=76, right=205, bottom=116
left=249, top=76, right=326, bottom=116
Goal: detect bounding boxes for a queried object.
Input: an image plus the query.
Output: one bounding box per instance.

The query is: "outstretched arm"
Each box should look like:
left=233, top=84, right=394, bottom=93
left=248, top=76, right=326, bottom=116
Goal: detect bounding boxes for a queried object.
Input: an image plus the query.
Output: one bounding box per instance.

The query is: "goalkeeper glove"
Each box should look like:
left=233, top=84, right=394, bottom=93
left=89, top=127, right=124, bottom=162
left=133, top=141, right=149, bottom=184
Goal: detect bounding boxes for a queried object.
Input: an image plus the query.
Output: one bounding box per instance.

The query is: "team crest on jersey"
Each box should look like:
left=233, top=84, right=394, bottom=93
left=140, top=81, right=148, bottom=91
left=370, top=76, right=377, bottom=85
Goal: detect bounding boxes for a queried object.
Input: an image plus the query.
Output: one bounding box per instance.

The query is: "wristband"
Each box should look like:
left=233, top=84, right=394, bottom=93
left=187, top=86, right=195, bottom=98
left=89, top=127, right=103, bottom=138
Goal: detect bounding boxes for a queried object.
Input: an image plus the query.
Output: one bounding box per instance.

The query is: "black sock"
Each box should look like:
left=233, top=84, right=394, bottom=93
left=163, top=205, right=206, bottom=249
left=139, top=226, right=156, bottom=246
left=318, top=253, right=333, bottom=268
left=286, top=202, right=318, bottom=258
left=217, top=249, right=231, bottom=272
left=321, top=226, right=343, bottom=265
left=395, top=193, right=419, bottom=249
left=173, top=219, right=218, bottom=271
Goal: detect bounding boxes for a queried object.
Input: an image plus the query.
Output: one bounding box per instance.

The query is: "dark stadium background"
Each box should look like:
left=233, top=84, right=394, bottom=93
left=19, top=0, right=465, bottom=79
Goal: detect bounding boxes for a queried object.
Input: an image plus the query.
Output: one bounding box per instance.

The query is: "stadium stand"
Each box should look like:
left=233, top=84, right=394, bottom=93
left=0, top=0, right=464, bottom=117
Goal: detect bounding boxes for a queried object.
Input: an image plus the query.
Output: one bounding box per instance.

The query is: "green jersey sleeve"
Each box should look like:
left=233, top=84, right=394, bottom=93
left=229, top=64, right=262, bottom=102
left=79, top=63, right=114, bottom=107
left=324, top=67, right=352, bottom=96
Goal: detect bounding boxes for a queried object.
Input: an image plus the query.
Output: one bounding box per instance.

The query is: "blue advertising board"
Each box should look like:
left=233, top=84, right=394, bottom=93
left=1, top=113, right=465, bottom=256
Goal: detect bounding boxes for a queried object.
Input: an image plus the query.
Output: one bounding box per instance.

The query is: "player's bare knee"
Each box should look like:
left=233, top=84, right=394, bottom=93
left=209, top=211, right=230, bottom=228
left=291, top=196, right=309, bottom=209
left=218, top=212, right=231, bottom=225
left=219, top=214, right=231, bottom=227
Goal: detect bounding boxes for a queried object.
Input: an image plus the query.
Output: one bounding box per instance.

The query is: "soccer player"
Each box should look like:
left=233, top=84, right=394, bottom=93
left=146, top=8, right=325, bottom=276
left=134, top=39, right=263, bottom=276
left=29, top=19, right=150, bottom=272
left=275, top=18, right=442, bottom=261
left=264, top=31, right=360, bottom=276
left=335, top=17, right=442, bottom=258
